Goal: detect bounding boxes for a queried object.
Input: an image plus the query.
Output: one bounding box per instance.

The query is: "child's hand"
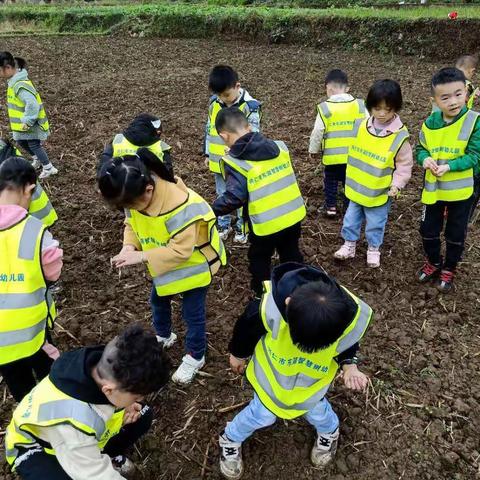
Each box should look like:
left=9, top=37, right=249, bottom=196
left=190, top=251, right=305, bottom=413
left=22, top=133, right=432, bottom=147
left=423, top=157, right=438, bottom=173
left=42, top=342, right=60, bottom=360
left=387, top=185, right=400, bottom=197
left=204, top=157, right=209, bottom=168
left=433, top=164, right=450, bottom=177
left=229, top=354, right=247, bottom=374
left=123, top=402, right=142, bottom=425
left=342, top=364, right=368, bottom=391
left=112, top=250, right=144, bottom=268
left=20, top=123, right=29, bottom=131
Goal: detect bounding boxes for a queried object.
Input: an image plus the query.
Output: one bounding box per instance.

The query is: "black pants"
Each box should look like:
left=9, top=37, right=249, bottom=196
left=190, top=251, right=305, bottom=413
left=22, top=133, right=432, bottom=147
left=420, top=196, right=473, bottom=270
left=248, top=222, right=303, bottom=296
left=469, top=174, right=480, bottom=221
left=15, top=405, right=153, bottom=480
left=324, top=164, right=347, bottom=208
left=0, top=348, right=53, bottom=402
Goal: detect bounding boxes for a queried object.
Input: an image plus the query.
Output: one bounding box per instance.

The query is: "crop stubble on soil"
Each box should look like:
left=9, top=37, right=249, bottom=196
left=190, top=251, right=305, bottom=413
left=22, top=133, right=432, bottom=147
left=0, top=37, right=479, bottom=480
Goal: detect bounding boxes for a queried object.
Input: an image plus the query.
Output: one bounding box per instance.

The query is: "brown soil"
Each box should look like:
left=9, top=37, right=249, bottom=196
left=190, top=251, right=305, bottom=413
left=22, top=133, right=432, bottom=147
left=0, top=36, right=479, bottom=480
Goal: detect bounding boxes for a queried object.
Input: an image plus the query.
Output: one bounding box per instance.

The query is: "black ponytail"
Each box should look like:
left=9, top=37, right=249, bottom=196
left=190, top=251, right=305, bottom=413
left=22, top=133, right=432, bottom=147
left=0, top=156, right=37, bottom=193
left=0, top=52, right=27, bottom=70
left=97, top=149, right=175, bottom=207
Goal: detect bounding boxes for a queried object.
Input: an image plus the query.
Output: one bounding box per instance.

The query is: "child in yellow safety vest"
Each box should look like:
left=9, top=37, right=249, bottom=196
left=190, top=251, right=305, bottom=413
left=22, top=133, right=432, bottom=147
left=334, top=80, right=413, bottom=268
left=0, top=52, right=57, bottom=179
left=5, top=325, right=171, bottom=480
left=0, top=157, right=62, bottom=402
left=218, top=262, right=372, bottom=479
left=417, top=68, right=480, bottom=293
left=97, top=149, right=226, bottom=384
left=309, top=69, right=368, bottom=217
left=456, top=55, right=479, bottom=110
left=205, top=65, right=261, bottom=243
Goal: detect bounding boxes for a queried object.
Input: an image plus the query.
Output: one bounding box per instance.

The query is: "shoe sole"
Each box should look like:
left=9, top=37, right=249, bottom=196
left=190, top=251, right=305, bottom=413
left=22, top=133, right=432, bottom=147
left=334, top=255, right=355, bottom=261
left=220, top=463, right=244, bottom=480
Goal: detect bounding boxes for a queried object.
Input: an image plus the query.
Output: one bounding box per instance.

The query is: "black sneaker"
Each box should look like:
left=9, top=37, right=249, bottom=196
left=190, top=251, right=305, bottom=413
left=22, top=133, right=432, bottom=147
left=436, top=269, right=455, bottom=293
left=417, top=260, right=441, bottom=283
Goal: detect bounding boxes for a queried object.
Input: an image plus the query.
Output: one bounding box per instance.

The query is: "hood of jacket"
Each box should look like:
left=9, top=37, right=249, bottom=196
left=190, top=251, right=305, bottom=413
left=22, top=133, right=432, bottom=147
left=229, top=132, right=280, bottom=161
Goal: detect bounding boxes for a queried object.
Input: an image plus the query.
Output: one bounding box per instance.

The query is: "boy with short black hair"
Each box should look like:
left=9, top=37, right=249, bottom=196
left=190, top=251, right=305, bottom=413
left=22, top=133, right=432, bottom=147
left=205, top=65, right=261, bottom=243
left=5, top=325, right=171, bottom=480
left=455, top=55, right=479, bottom=110
left=218, top=262, right=372, bottom=479
left=417, top=67, right=480, bottom=292
left=212, top=108, right=305, bottom=297
left=309, top=69, right=368, bottom=217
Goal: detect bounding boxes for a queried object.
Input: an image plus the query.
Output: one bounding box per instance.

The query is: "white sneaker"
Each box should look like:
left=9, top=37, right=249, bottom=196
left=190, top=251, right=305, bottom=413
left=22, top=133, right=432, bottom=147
left=233, top=230, right=248, bottom=244
left=156, top=332, right=177, bottom=349
left=172, top=354, right=205, bottom=384
left=31, top=155, right=41, bottom=169
left=310, top=428, right=339, bottom=468
left=112, top=455, right=136, bottom=476
left=367, top=248, right=381, bottom=268
left=334, top=241, right=356, bottom=260
left=39, top=165, right=58, bottom=179
left=218, top=226, right=232, bottom=241
left=219, top=433, right=243, bottom=480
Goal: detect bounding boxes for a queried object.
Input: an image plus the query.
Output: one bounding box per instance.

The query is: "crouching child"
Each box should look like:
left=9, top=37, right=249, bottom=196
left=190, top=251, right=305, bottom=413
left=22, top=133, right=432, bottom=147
left=218, top=262, right=372, bottom=479
left=5, top=325, right=171, bottom=480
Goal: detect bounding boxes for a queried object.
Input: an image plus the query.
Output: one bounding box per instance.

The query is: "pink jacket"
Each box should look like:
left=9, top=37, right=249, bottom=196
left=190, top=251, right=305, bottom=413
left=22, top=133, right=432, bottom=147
left=0, top=205, right=63, bottom=281
left=366, top=115, right=413, bottom=190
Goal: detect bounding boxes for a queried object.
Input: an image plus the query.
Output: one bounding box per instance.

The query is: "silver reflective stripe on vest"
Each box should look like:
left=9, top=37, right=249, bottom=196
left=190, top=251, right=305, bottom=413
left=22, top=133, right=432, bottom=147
left=357, top=99, right=366, bottom=114
left=261, top=338, right=319, bottom=389
left=324, top=118, right=362, bottom=139
left=0, top=318, right=45, bottom=346
left=31, top=185, right=43, bottom=201
left=263, top=292, right=282, bottom=340
left=10, top=118, right=23, bottom=125
left=209, top=153, right=222, bottom=162
left=207, top=136, right=225, bottom=146
left=160, top=141, right=171, bottom=151
left=113, top=133, right=124, bottom=144
left=30, top=203, right=53, bottom=223
left=165, top=202, right=211, bottom=234
left=249, top=173, right=297, bottom=202
left=458, top=110, right=479, bottom=141
left=250, top=197, right=304, bottom=225
left=124, top=209, right=131, bottom=218
left=18, top=217, right=43, bottom=260
left=424, top=177, right=474, bottom=192
left=38, top=400, right=106, bottom=440
left=224, top=155, right=253, bottom=172
left=345, top=178, right=389, bottom=197
left=0, top=287, right=46, bottom=310
left=153, top=262, right=210, bottom=287
left=319, top=102, right=331, bottom=119
left=419, top=130, right=426, bottom=146
left=274, top=141, right=289, bottom=152
left=7, top=103, right=24, bottom=113
left=252, top=358, right=331, bottom=411
left=323, top=147, right=349, bottom=155
left=388, top=130, right=409, bottom=153
left=348, top=156, right=394, bottom=178
left=336, top=299, right=372, bottom=352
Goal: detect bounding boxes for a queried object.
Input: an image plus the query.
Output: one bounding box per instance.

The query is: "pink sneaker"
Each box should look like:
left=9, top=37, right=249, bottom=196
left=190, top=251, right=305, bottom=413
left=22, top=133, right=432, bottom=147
left=367, top=248, right=380, bottom=268
left=334, top=241, right=356, bottom=260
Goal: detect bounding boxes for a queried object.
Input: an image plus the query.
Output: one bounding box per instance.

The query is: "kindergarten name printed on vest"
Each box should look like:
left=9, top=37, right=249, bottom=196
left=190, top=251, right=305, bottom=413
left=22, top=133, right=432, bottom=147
left=331, top=120, right=357, bottom=127
left=350, top=145, right=387, bottom=163
left=0, top=273, right=25, bottom=282
left=140, top=237, right=167, bottom=247
left=267, top=347, right=329, bottom=373
left=430, top=146, right=461, bottom=155
left=249, top=162, right=290, bottom=184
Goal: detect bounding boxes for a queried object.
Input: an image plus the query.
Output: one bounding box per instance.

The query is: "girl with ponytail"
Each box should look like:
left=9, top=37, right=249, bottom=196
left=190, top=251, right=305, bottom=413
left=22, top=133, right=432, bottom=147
left=0, top=52, right=57, bottom=179
left=98, top=149, right=226, bottom=384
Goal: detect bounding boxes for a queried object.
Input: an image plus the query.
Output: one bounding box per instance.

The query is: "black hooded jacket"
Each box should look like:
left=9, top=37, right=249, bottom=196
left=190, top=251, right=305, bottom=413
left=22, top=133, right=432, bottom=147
left=212, top=132, right=280, bottom=219
left=228, top=262, right=360, bottom=363
left=100, top=117, right=173, bottom=173
left=49, top=346, right=111, bottom=404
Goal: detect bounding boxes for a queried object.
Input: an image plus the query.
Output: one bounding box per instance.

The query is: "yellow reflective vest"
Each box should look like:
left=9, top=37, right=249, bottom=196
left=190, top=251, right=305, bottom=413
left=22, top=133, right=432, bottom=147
left=221, top=141, right=306, bottom=236
left=7, top=78, right=49, bottom=133
left=246, top=281, right=372, bottom=419
left=29, top=183, right=57, bottom=227
left=466, top=80, right=479, bottom=110
left=345, top=120, right=409, bottom=207
left=420, top=109, right=478, bottom=204
left=112, top=133, right=171, bottom=162
left=207, top=100, right=253, bottom=174
left=317, top=98, right=367, bottom=165
left=0, top=214, right=56, bottom=365
left=126, top=189, right=226, bottom=296
left=5, top=376, right=125, bottom=468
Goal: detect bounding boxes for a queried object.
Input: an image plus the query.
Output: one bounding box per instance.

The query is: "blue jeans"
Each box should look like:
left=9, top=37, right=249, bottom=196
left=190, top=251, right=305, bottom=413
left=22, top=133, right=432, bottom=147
left=150, top=286, right=208, bottom=360
left=214, top=173, right=244, bottom=231
left=341, top=199, right=392, bottom=249
left=225, top=394, right=339, bottom=443
left=16, top=139, right=50, bottom=167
